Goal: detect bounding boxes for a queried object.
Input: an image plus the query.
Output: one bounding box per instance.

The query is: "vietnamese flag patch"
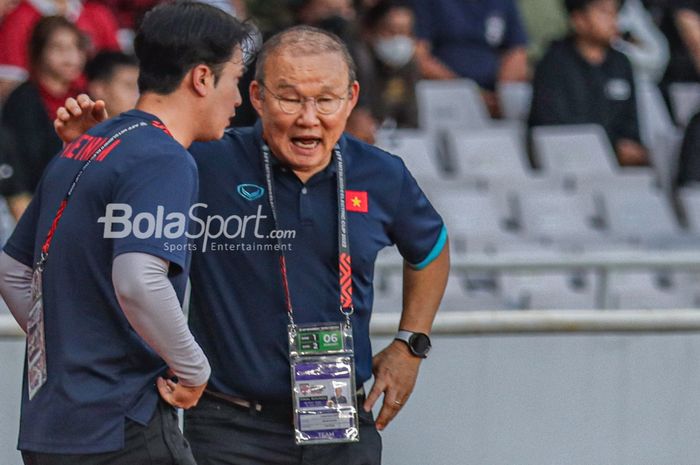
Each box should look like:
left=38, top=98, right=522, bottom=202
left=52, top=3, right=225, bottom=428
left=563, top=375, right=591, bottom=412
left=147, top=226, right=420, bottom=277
left=346, top=190, right=368, bottom=213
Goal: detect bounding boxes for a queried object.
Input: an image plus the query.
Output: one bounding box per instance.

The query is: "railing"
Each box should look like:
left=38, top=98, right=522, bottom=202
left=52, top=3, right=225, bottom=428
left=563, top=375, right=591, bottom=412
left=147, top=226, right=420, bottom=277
left=3, top=251, right=700, bottom=338
left=376, top=249, right=700, bottom=309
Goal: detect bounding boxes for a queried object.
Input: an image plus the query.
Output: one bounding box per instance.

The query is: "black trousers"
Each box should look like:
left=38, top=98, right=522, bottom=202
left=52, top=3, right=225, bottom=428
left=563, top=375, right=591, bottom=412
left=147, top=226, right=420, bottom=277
left=22, top=399, right=196, bottom=465
left=184, top=393, right=382, bottom=465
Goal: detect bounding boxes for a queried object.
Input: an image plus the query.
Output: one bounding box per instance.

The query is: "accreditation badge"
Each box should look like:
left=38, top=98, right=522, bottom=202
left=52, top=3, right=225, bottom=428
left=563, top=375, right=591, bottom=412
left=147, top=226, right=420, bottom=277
left=27, top=268, right=47, bottom=400
left=289, top=322, right=359, bottom=445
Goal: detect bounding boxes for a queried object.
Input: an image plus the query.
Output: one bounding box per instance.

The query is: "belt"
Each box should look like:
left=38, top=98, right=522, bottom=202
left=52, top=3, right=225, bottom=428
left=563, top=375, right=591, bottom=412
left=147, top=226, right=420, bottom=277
left=204, top=387, right=366, bottom=422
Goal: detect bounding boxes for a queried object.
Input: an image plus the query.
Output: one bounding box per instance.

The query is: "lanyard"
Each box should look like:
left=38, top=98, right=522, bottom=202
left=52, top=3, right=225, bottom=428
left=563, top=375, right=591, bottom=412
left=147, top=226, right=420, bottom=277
left=36, top=121, right=148, bottom=271
left=261, top=143, right=354, bottom=327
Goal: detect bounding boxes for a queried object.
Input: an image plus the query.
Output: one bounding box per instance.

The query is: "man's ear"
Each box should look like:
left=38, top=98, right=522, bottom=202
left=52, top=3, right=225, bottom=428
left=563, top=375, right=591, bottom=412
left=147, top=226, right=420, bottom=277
left=345, top=80, right=361, bottom=117
left=250, top=80, right=264, bottom=116
left=569, top=11, right=585, bottom=34
left=191, top=64, right=213, bottom=97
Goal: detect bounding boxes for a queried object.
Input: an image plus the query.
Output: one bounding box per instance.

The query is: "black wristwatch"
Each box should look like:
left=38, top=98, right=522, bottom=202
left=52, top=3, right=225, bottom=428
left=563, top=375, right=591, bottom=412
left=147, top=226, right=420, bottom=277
left=394, top=330, right=431, bottom=358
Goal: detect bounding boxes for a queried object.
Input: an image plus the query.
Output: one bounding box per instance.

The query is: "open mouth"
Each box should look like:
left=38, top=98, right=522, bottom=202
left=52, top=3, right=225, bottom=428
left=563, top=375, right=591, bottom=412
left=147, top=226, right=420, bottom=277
left=291, top=136, right=322, bottom=150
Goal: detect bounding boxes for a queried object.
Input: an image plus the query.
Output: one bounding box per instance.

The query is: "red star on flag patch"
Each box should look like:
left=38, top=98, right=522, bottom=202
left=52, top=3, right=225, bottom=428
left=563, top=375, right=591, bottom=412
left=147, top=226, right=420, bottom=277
left=346, top=190, right=368, bottom=213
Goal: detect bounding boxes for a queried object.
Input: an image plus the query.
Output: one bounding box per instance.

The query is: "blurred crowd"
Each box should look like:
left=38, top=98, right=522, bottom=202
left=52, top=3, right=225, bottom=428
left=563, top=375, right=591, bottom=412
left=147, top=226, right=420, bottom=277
left=0, top=0, right=699, bottom=221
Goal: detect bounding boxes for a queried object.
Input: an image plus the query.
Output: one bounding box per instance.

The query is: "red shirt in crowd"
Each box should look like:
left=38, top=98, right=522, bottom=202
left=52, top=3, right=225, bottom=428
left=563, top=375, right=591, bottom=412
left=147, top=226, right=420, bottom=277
left=0, top=0, right=120, bottom=81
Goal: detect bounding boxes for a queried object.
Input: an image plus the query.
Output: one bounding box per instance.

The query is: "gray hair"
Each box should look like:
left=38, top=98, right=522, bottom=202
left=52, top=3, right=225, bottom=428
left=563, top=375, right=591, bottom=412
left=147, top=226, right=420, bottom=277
left=254, top=25, right=357, bottom=86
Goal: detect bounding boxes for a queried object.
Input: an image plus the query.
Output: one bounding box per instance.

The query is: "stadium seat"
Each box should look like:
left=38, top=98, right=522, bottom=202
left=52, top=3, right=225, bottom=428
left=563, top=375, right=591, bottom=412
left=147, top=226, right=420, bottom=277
left=497, top=81, right=532, bottom=121
left=440, top=274, right=504, bottom=311
left=375, top=129, right=447, bottom=181
left=444, top=126, right=533, bottom=184
left=599, top=187, right=681, bottom=244
left=428, top=187, right=520, bottom=254
left=606, top=270, right=697, bottom=309
left=531, top=124, right=619, bottom=179
left=678, top=186, right=700, bottom=231
left=637, top=80, right=684, bottom=188
left=669, top=82, right=700, bottom=127
left=416, top=79, right=490, bottom=132
left=500, top=270, right=599, bottom=310
left=513, top=187, right=606, bottom=246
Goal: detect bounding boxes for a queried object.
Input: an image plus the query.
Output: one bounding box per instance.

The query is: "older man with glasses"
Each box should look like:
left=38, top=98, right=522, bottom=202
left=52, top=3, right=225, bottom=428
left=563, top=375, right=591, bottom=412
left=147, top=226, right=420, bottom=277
left=55, top=25, right=449, bottom=465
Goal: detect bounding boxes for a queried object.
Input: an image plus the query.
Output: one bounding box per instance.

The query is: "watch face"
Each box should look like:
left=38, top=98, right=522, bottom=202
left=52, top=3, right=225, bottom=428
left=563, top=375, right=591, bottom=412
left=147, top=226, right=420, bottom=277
left=409, top=333, right=431, bottom=356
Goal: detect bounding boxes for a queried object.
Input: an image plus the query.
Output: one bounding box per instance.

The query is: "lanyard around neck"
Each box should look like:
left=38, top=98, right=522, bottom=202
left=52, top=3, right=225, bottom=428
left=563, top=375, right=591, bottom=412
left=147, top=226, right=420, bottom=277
left=37, top=120, right=150, bottom=271
left=260, top=143, right=354, bottom=326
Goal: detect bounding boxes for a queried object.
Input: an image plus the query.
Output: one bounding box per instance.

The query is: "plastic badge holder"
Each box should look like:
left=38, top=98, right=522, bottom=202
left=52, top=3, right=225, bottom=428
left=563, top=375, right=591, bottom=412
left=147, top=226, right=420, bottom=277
left=289, top=322, right=359, bottom=445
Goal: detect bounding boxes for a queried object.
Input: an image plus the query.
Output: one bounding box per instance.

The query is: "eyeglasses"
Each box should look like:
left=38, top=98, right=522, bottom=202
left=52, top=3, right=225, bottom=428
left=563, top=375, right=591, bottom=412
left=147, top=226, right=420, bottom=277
left=260, top=82, right=349, bottom=115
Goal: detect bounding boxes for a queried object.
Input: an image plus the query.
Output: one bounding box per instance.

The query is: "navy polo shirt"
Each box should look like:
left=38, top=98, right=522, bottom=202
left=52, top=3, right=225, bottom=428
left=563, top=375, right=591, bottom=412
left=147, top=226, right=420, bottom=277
left=187, top=123, right=446, bottom=403
left=411, top=0, right=528, bottom=89
left=4, top=110, right=198, bottom=453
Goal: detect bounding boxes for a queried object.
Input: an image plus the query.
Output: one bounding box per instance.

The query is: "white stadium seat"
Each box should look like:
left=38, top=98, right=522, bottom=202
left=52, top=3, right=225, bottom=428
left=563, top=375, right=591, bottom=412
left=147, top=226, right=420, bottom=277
left=416, top=79, right=490, bottom=132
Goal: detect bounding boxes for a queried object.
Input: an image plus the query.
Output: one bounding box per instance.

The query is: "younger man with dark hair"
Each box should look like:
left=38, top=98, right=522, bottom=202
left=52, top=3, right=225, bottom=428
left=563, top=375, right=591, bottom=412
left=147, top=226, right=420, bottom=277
left=0, top=2, right=250, bottom=464
left=86, top=51, right=139, bottom=117
left=529, top=0, right=649, bottom=166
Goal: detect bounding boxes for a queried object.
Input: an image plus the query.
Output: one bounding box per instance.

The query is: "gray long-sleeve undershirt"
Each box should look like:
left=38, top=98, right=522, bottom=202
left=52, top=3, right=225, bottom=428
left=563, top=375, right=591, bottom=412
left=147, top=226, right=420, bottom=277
left=0, top=252, right=33, bottom=331
left=0, top=251, right=210, bottom=387
left=112, top=252, right=210, bottom=387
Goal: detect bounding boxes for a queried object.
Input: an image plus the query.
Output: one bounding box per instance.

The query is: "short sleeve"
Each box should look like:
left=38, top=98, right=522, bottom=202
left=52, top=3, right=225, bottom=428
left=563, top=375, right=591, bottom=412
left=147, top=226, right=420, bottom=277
left=111, top=149, right=197, bottom=274
left=3, top=184, right=41, bottom=267
left=502, top=0, right=529, bottom=49
left=388, top=161, right=447, bottom=269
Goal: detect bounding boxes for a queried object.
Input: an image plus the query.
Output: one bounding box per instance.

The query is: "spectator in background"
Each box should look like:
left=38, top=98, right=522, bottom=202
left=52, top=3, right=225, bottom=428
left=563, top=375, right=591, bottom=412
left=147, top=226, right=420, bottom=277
left=293, top=0, right=380, bottom=142
left=660, top=0, right=700, bottom=85
left=90, top=0, right=161, bottom=31
left=2, top=16, right=87, bottom=219
left=0, top=0, right=19, bottom=17
left=616, top=0, right=669, bottom=82
left=85, top=51, right=138, bottom=116
left=410, top=0, right=530, bottom=117
left=360, top=0, right=419, bottom=128
left=677, top=110, right=700, bottom=185
left=0, top=0, right=119, bottom=101
left=529, top=0, right=649, bottom=166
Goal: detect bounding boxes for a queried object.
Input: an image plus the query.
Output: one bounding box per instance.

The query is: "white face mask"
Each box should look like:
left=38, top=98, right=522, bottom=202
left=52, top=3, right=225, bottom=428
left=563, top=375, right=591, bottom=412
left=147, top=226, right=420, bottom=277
left=373, top=36, right=415, bottom=68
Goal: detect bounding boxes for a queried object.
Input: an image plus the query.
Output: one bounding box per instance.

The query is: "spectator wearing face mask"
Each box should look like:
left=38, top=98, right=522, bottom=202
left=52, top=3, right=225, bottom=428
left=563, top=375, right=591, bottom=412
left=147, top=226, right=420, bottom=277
left=360, top=0, right=419, bottom=128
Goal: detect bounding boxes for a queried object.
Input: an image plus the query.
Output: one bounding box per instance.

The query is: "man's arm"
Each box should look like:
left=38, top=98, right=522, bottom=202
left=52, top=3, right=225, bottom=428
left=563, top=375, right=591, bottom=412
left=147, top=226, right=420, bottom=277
left=414, top=40, right=460, bottom=80
left=364, top=240, right=449, bottom=430
left=675, top=8, right=700, bottom=75
left=0, top=251, right=34, bottom=332
left=113, top=252, right=209, bottom=409
left=498, top=46, right=529, bottom=82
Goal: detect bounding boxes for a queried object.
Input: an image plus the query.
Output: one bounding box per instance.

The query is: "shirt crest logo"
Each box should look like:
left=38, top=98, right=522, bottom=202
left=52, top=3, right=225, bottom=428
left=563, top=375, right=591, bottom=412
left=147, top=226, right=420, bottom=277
left=237, top=184, right=265, bottom=201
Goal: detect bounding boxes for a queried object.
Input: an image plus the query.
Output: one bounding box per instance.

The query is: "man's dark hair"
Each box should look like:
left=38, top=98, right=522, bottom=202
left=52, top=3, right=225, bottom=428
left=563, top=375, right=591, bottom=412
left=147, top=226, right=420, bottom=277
left=29, top=16, right=88, bottom=74
left=134, top=1, right=253, bottom=94
left=362, top=0, right=412, bottom=32
left=85, top=52, right=138, bottom=83
left=564, top=0, right=601, bottom=14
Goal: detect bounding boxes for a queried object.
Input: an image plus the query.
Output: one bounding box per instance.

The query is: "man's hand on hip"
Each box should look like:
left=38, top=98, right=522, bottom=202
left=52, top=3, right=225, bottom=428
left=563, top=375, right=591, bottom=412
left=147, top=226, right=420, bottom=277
left=157, top=372, right=207, bottom=409
left=363, top=339, right=422, bottom=431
